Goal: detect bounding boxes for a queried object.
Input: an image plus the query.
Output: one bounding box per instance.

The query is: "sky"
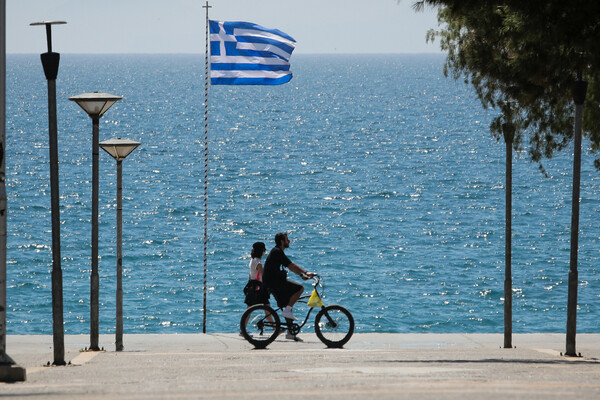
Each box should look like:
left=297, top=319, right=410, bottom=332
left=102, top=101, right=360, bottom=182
left=7, top=0, right=441, bottom=54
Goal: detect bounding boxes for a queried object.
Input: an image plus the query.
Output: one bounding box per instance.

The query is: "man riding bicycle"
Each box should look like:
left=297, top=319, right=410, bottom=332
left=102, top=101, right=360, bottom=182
left=262, top=232, right=315, bottom=341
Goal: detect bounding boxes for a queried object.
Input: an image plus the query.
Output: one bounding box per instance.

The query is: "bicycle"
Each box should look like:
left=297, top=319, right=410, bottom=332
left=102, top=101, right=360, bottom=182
left=240, top=274, right=354, bottom=349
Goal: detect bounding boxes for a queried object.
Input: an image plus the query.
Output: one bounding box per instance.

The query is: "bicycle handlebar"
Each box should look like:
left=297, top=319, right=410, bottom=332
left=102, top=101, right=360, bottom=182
left=311, top=274, right=321, bottom=286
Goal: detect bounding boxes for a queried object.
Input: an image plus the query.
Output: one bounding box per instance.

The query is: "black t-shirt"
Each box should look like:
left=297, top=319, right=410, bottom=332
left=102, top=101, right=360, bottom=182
left=262, top=246, right=292, bottom=288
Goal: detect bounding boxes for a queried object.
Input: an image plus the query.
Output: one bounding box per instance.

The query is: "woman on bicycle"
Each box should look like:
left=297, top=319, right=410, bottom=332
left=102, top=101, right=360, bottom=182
left=242, top=242, right=271, bottom=332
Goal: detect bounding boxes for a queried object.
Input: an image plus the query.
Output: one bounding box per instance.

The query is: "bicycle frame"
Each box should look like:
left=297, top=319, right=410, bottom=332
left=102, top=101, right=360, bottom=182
left=259, top=275, right=325, bottom=333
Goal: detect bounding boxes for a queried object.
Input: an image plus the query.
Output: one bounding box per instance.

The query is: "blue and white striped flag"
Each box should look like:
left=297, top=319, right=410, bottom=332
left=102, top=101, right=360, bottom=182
left=209, top=20, right=296, bottom=85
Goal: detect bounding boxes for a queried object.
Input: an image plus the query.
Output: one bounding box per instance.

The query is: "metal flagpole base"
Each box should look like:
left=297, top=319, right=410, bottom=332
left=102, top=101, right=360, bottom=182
left=0, top=355, right=26, bottom=382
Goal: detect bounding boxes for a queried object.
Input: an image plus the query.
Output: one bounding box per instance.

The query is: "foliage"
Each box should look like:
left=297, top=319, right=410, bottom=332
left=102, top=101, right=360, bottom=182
left=414, top=1, right=600, bottom=170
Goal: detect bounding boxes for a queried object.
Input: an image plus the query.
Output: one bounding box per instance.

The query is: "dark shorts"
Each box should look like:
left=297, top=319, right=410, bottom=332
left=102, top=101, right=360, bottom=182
left=270, top=280, right=303, bottom=308
left=243, top=280, right=270, bottom=306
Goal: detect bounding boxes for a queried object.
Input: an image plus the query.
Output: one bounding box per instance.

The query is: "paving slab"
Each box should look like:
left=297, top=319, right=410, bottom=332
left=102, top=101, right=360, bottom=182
left=1, top=333, right=599, bottom=399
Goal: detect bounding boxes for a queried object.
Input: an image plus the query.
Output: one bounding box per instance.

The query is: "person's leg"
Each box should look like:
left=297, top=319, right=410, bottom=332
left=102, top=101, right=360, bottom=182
left=261, top=289, right=275, bottom=323
left=264, top=308, right=274, bottom=323
left=287, top=286, right=304, bottom=307
left=282, top=282, right=303, bottom=321
left=242, top=305, right=250, bottom=334
left=283, top=286, right=305, bottom=341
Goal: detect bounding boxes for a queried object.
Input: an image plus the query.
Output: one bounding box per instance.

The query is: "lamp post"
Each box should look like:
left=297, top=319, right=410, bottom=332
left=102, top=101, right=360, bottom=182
left=30, top=19, right=66, bottom=366
left=69, top=92, right=122, bottom=351
left=99, top=138, right=140, bottom=352
left=0, top=0, right=25, bottom=381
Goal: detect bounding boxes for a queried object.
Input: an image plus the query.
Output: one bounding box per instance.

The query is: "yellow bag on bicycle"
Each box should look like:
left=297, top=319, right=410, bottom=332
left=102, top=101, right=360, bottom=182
left=307, top=289, right=323, bottom=308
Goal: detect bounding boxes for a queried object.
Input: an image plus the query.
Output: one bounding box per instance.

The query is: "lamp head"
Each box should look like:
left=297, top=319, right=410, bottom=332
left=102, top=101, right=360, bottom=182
left=99, top=138, right=141, bottom=161
left=69, top=92, right=123, bottom=118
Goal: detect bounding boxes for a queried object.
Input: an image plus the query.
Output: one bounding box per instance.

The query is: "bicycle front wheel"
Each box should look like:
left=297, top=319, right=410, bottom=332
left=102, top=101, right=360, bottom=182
left=240, top=304, right=281, bottom=349
left=314, top=305, right=354, bottom=348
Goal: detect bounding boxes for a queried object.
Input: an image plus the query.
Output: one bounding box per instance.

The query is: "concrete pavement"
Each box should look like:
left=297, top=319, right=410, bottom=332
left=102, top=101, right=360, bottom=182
left=1, top=333, right=599, bottom=399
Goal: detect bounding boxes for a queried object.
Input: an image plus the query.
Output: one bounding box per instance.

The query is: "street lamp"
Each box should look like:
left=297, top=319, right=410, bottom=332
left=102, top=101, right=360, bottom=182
left=30, top=19, right=66, bottom=366
left=69, top=92, right=122, bottom=351
left=99, top=138, right=140, bottom=352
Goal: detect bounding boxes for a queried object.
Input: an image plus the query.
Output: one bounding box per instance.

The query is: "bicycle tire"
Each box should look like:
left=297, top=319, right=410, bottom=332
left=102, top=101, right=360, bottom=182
left=240, top=304, right=281, bottom=349
left=314, top=305, right=354, bottom=348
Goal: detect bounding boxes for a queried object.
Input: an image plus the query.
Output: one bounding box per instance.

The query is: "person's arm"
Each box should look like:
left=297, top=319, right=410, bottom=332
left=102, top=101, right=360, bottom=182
left=287, top=262, right=315, bottom=280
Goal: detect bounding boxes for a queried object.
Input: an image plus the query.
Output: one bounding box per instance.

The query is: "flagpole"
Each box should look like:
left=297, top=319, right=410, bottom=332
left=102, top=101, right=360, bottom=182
left=202, top=1, right=211, bottom=334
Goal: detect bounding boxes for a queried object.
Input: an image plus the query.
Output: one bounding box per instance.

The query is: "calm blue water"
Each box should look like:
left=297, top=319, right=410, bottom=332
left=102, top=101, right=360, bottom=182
left=5, top=54, right=600, bottom=335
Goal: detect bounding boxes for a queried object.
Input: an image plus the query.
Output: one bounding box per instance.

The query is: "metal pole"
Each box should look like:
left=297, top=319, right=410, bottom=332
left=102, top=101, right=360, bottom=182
left=503, top=125, right=513, bottom=349
left=566, top=73, right=587, bottom=357
left=1, top=0, right=26, bottom=380
left=100, top=138, right=140, bottom=351
left=47, top=70, right=65, bottom=365
left=116, top=160, right=123, bottom=351
left=31, top=20, right=67, bottom=365
left=0, top=0, right=8, bottom=366
left=90, top=116, right=100, bottom=351
left=202, top=0, right=211, bottom=334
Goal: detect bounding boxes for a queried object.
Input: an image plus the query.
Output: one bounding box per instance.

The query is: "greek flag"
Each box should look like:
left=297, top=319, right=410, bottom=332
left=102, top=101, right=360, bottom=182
left=209, top=20, right=296, bottom=85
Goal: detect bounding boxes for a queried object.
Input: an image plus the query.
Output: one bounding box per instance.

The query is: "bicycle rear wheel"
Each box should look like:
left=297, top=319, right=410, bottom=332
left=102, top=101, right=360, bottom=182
left=314, top=305, right=354, bottom=348
left=240, top=304, right=281, bottom=349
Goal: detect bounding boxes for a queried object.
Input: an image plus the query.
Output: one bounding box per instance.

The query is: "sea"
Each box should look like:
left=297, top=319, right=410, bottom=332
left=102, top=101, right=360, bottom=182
left=5, top=53, right=600, bottom=335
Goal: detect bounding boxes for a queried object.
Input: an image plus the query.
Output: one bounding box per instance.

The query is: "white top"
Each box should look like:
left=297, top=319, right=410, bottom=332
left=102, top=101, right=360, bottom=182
left=249, top=257, right=263, bottom=281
